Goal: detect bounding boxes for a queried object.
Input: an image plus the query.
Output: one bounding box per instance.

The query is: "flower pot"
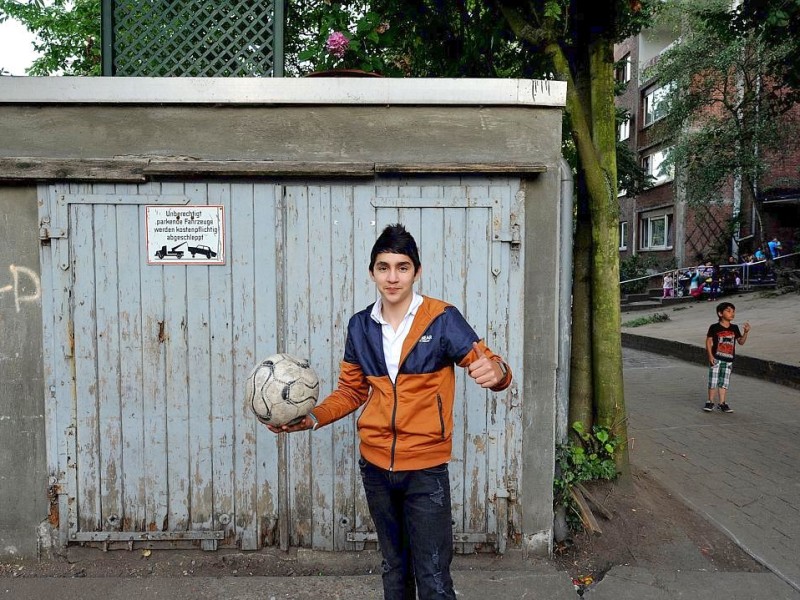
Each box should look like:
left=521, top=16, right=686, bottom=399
left=305, top=69, right=383, bottom=78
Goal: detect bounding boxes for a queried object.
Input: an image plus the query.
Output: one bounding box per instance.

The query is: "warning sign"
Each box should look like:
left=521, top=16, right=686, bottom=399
left=146, top=205, right=225, bottom=265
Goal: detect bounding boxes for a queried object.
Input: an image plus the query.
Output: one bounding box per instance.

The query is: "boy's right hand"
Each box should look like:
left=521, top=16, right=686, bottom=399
left=708, top=357, right=716, bottom=366
left=266, top=415, right=314, bottom=434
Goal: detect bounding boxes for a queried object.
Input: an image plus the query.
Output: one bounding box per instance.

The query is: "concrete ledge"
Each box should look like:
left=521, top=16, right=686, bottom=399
left=0, top=77, right=567, bottom=107
left=621, top=333, right=800, bottom=391
left=621, top=301, right=666, bottom=313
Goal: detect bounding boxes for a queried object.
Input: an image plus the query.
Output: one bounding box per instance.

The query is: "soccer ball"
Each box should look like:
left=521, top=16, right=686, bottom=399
left=246, top=353, right=320, bottom=426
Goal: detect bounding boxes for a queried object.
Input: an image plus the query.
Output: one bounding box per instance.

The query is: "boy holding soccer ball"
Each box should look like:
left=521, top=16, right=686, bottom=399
left=268, top=224, right=512, bottom=599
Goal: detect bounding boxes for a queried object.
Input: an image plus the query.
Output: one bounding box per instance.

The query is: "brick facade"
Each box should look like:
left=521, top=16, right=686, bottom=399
left=615, top=33, right=800, bottom=268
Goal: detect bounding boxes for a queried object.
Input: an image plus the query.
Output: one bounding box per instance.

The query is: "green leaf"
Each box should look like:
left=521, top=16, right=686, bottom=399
left=298, top=49, right=316, bottom=61
left=596, top=429, right=609, bottom=443
left=356, top=11, right=380, bottom=34
left=544, top=0, right=562, bottom=20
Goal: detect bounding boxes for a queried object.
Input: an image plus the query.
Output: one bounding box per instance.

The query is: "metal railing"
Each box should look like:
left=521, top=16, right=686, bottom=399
left=620, top=252, right=799, bottom=295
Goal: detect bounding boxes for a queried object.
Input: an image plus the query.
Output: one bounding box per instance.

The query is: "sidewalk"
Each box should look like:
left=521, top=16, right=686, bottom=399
left=0, top=567, right=576, bottom=600
left=616, top=291, right=800, bottom=597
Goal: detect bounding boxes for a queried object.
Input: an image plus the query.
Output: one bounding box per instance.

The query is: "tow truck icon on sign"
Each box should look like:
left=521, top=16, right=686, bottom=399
left=155, top=242, right=186, bottom=260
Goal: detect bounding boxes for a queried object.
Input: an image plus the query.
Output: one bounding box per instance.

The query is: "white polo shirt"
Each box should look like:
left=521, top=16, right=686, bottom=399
left=370, top=292, right=424, bottom=382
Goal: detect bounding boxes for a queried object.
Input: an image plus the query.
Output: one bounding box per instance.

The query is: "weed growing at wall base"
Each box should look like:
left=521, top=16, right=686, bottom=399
left=554, top=422, right=621, bottom=531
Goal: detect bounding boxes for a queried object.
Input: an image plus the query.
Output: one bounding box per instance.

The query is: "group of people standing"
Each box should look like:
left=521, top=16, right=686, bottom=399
left=661, top=236, right=786, bottom=301
left=662, top=262, right=727, bottom=301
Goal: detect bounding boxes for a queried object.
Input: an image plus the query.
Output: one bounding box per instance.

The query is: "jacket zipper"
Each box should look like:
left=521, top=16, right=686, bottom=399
left=389, top=334, right=426, bottom=471
left=436, top=393, right=445, bottom=439
left=389, top=379, right=399, bottom=471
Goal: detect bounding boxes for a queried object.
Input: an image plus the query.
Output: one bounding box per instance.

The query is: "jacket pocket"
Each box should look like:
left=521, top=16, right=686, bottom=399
left=355, top=389, right=374, bottom=431
left=436, top=394, right=445, bottom=439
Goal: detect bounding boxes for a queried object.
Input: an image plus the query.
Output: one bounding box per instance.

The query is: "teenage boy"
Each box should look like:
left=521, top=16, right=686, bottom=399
left=268, top=224, right=512, bottom=599
left=704, top=301, right=751, bottom=413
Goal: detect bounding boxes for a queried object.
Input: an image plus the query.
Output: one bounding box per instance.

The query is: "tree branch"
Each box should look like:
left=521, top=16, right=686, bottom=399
left=497, top=2, right=551, bottom=47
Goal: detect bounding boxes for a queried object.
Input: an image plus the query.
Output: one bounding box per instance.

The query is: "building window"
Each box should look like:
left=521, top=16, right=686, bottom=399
left=643, top=83, right=673, bottom=126
left=619, top=221, right=628, bottom=250
left=615, top=54, right=631, bottom=84
left=642, top=147, right=674, bottom=185
left=618, top=117, right=630, bottom=141
left=640, top=214, right=672, bottom=250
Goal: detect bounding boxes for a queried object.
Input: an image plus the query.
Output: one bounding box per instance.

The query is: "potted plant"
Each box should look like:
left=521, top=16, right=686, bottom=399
left=296, top=3, right=401, bottom=76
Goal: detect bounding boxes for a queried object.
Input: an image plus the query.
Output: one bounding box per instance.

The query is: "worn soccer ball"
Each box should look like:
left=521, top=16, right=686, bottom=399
left=247, top=353, right=320, bottom=426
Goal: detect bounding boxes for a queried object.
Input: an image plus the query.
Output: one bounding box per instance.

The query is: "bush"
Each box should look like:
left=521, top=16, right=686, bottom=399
left=620, top=254, right=658, bottom=294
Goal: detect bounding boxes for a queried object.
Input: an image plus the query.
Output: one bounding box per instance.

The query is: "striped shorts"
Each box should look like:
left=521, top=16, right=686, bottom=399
left=708, top=360, right=733, bottom=389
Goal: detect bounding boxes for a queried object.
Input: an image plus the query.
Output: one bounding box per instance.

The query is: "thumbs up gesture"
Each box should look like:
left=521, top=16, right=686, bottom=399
left=468, top=341, right=504, bottom=388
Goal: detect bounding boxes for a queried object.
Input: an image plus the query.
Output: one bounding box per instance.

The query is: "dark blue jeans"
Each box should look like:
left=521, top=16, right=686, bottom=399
left=359, top=457, right=456, bottom=600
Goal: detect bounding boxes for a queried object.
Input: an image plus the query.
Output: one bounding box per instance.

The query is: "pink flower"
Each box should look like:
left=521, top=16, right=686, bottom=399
left=325, top=32, right=350, bottom=59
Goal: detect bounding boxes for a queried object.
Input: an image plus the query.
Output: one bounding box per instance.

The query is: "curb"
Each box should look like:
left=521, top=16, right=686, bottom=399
left=621, top=333, right=800, bottom=391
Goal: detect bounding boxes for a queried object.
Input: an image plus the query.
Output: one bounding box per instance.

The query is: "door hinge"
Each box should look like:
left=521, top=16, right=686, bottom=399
left=39, top=217, right=67, bottom=242
left=491, top=210, right=521, bottom=247
left=495, top=477, right=518, bottom=502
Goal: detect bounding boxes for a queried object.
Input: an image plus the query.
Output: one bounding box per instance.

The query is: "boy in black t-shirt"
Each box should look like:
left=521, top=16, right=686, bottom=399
left=704, top=302, right=751, bottom=413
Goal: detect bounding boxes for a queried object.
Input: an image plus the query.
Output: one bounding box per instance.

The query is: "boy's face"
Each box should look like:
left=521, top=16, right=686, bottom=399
left=719, top=307, right=735, bottom=321
left=370, top=252, right=420, bottom=308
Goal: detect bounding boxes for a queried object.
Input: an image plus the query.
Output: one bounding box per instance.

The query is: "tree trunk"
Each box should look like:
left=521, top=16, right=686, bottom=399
left=548, top=40, right=630, bottom=478
left=587, top=42, right=630, bottom=479
left=568, top=172, right=594, bottom=438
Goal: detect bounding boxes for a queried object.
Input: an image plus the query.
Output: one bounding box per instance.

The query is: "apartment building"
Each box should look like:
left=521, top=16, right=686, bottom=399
left=615, top=23, right=800, bottom=269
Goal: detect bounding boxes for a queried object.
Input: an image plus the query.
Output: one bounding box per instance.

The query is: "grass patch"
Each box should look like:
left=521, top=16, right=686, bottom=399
left=622, top=313, right=670, bottom=327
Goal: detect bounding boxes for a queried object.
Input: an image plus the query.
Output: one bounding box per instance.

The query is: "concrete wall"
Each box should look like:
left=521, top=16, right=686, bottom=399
left=0, top=105, right=557, bottom=166
left=0, top=186, right=47, bottom=558
left=520, top=173, right=561, bottom=554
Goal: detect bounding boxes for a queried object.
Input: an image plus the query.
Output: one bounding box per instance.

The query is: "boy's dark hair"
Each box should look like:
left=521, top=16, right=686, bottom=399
left=370, top=224, right=421, bottom=273
left=716, top=301, right=735, bottom=318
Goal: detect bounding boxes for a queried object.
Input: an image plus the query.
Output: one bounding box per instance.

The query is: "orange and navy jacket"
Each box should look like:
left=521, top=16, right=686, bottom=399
left=310, top=295, right=512, bottom=471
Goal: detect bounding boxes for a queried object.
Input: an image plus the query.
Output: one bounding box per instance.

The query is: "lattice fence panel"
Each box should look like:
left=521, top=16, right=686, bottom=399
left=686, top=203, right=733, bottom=263
left=112, top=1, right=277, bottom=76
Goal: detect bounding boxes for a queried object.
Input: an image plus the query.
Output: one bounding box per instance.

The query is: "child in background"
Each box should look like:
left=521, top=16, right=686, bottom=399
left=708, top=265, right=721, bottom=301
left=662, top=272, right=674, bottom=298
left=704, top=302, right=751, bottom=413
left=690, top=270, right=704, bottom=299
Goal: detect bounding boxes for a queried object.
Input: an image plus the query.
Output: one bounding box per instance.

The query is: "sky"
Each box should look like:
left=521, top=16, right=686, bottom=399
left=0, top=20, right=39, bottom=75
